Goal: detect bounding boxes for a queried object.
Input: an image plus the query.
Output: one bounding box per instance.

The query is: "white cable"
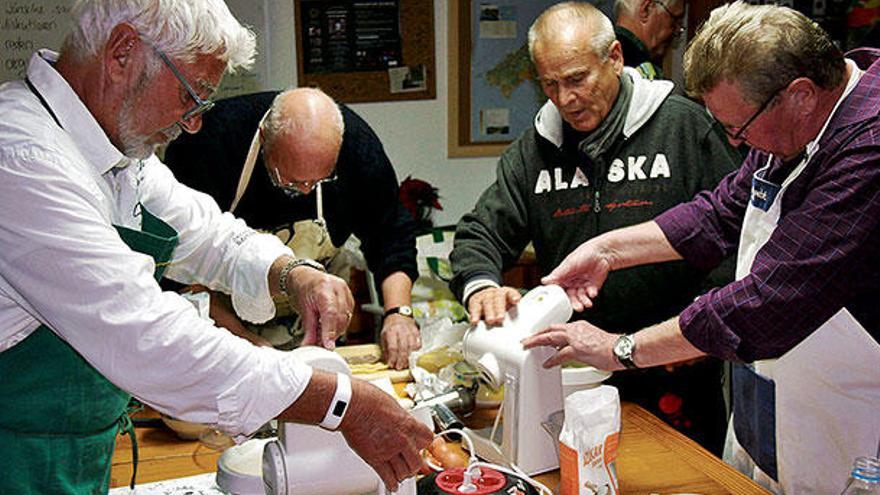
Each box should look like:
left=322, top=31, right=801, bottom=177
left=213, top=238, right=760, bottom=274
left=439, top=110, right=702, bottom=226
left=428, top=428, right=553, bottom=495
left=470, top=461, right=554, bottom=495
left=489, top=402, right=503, bottom=445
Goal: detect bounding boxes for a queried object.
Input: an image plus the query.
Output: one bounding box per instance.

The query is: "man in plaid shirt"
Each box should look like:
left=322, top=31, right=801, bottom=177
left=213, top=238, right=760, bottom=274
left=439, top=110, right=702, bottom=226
left=523, top=2, right=880, bottom=494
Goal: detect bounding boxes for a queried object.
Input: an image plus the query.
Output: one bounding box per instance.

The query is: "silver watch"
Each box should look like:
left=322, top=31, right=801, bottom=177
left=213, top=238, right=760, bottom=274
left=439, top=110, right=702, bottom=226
left=613, top=334, right=637, bottom=369
left=279, top=258, right=325, bottom=296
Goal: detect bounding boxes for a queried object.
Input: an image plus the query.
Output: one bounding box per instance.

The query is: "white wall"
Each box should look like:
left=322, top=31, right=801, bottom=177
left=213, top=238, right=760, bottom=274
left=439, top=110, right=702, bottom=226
left=257, top=0, right=498, bottom=227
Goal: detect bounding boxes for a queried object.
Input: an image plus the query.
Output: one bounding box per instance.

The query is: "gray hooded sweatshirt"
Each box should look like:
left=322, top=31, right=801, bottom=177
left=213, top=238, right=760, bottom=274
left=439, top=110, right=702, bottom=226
left=451, top=69, right=742, bottom=333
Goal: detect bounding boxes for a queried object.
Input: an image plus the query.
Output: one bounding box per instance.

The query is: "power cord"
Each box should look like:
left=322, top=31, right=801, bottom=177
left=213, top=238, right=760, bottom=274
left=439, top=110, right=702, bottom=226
left=426, top=428, right=553, bottom=495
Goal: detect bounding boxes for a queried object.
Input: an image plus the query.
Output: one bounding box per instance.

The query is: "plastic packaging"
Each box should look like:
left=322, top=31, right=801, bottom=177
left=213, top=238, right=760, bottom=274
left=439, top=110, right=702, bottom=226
left=841, top=456, right=880, bottom=494
left=558, top=385, right=621, bottom=495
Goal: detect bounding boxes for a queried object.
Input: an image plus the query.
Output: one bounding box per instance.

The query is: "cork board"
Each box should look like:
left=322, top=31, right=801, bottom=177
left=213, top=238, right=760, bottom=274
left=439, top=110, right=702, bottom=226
left=294, top=0, right=436, bottom=103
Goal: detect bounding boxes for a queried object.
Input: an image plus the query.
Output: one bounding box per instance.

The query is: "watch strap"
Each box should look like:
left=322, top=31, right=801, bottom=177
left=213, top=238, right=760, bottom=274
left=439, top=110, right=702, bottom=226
left=383, top=305, right=413, bottom=319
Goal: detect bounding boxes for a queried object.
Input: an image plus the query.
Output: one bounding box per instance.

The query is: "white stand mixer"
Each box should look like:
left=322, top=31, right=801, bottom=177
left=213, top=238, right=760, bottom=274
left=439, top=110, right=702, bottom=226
left=461, top=284, right=572, bottom=475
left=216, top=346, right=431, bottom=495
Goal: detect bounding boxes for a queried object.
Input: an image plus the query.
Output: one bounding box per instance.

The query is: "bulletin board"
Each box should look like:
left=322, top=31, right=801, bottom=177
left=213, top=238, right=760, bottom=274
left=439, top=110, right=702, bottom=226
left=294, top=0, right=436, bottom=104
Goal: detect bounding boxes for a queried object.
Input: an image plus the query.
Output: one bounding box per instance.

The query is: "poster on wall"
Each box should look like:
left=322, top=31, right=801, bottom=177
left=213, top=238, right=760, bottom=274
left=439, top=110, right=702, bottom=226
left=294, top=0, right=436, bottom=104
left=301, top=0, right=403, bottom=74
left=0, top=1, right=70, bottom=83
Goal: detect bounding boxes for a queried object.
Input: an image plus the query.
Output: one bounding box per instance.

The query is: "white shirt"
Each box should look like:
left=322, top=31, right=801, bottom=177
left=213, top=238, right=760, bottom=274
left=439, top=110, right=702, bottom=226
left=0, top=51, right=312, bottom=439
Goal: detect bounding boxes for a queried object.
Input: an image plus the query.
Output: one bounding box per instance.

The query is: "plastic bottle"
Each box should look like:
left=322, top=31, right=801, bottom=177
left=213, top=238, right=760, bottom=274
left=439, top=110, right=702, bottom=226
left=841, top=456, right=880, bottom=494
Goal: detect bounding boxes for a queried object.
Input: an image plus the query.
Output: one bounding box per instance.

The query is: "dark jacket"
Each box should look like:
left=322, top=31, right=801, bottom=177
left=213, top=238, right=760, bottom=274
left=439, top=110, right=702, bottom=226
left=451, top=70, right=741, bottom=334
left=164, top=91, right=418, bottom=284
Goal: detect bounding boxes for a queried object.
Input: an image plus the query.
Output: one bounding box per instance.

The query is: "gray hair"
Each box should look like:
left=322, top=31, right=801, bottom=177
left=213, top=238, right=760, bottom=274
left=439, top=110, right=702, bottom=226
left=262, top=87, right=345, bottom=151
left=528, top=2, right=616, bottom=61
left=64, top=0, right=256, bottom=74
left=683, top=1, right=844, bottom=104
left=613, top=0, right=638, bottom=19
left=614, top=0, right=682, bottom=19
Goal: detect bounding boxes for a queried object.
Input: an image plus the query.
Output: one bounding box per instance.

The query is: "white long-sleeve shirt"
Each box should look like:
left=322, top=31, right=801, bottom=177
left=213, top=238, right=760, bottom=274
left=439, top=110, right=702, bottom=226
left=0, top=50, right=312, bottom=439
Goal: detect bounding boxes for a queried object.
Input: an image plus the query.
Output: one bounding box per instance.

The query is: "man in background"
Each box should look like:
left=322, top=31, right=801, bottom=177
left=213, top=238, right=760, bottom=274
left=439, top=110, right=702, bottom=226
left=614, top=0, right=686, bottom=79
left=165, top=88, right=420, bottom=369
left=0, top=1, right=430, bottom=492
left=450, top=1, right=740, bottom=454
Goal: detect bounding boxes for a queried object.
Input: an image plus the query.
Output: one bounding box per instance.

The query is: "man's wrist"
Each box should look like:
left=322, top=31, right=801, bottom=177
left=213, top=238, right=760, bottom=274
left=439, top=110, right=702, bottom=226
left=319, top=372, right=352, bottom=430
left=462, top=278, right=500, bottom=306
left=279, top=258, right=326, bottom=296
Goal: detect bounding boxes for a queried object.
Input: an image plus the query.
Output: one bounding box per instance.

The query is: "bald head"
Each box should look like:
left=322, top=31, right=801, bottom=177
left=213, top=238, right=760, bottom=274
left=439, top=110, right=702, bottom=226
left=262, top=88, right=344, bottom=193
left=528, top=1, right=616, bottom=63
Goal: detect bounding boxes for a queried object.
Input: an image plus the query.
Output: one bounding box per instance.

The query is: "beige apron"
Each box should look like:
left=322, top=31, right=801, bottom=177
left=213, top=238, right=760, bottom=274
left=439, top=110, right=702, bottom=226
left=230, top=116, right=338, bottom=264
left=724, top=67, right=880, bottom=494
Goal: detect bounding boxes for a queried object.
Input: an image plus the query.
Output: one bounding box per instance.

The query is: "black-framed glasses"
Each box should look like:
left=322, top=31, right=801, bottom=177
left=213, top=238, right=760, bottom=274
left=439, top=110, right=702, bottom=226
left=144, top=39, right=215, bottom=121
left=655, top=0, right=685, bottom=36
left=714, top=86, right=785, bottom=141
left=268, top=165, right=338, bottom=198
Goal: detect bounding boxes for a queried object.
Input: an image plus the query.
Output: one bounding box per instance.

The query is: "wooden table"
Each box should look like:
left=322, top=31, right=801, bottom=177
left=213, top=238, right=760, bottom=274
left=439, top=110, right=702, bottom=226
left=110, top=402, right=769, bottom=494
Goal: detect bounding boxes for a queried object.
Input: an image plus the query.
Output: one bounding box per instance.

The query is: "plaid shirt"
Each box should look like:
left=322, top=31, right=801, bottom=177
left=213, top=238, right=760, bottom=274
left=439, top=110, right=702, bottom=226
left=655, top=49, right=880, bottom=362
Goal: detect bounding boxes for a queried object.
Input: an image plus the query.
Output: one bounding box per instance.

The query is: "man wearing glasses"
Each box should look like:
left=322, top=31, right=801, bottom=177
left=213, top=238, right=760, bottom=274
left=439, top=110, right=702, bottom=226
left=165, top=88, right=421, bottom=370
left=528, top=3, right=880, bottom=493
left=613, top=0, right=686, bottom=79
left=0, top=1, right=431, bottom=493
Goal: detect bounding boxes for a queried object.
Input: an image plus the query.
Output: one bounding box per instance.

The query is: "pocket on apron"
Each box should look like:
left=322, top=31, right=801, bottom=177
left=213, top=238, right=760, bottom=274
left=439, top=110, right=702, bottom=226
left=732, top=363, right=778, bottom=481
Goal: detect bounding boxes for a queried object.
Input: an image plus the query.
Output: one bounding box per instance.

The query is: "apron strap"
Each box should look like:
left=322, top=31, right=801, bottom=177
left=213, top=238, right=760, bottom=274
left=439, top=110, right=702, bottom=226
left=25, top=78, right=63, bottom=129
left=117, top=411, right=139, bottom=490
left=230, top=109, right=271, bottom=213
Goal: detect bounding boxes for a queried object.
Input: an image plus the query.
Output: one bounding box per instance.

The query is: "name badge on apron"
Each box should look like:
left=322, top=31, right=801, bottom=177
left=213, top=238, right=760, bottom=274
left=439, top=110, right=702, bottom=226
left=750, top=173, right=780, bottom=212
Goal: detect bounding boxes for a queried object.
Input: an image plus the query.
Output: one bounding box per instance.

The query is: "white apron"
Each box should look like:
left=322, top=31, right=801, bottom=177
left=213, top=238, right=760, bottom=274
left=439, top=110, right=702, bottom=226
left=724, top=65, right=880, bottom=494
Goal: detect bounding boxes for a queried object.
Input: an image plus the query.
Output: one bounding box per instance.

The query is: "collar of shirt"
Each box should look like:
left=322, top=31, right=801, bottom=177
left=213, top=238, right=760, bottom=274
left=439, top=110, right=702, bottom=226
left=27, top=50, right=129, bottom=175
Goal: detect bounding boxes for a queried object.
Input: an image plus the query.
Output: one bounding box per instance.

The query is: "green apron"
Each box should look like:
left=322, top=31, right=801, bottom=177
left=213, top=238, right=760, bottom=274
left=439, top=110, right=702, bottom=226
left=0, top=207, right=179, bottom=494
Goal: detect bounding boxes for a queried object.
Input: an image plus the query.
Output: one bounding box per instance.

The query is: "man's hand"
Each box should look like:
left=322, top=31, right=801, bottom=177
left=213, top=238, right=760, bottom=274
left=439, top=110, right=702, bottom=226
left=521, top=321, right=621, bottom=370
left=380, top=314, right=420, bottom=370
left=340, top=378, right=434, bottom=492
left=467, top=286, right=522, bottom=326
left=286, top=266, right=354, bottom=349
left=541, top=241, right=613, bottom=312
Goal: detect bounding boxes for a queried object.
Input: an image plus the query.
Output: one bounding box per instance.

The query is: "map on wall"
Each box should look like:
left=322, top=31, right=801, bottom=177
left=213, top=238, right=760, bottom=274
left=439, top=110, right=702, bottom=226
left=467, top=0, right=613, bottom=144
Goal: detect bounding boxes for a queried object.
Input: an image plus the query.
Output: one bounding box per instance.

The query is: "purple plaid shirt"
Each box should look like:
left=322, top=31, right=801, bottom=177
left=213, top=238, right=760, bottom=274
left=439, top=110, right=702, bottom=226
left=655, top=48, right=880, bottom=362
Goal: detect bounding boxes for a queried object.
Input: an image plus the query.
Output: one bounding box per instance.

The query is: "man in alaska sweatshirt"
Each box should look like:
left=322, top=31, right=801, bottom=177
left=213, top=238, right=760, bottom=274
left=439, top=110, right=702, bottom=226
left=450, top=1, right=741, bottom=454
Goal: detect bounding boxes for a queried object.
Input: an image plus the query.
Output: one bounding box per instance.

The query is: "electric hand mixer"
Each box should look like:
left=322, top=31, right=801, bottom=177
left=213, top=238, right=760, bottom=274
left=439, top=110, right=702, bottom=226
left=215, top=346, right=432, bottom=495
left=461, top=284, right=572, bottom=475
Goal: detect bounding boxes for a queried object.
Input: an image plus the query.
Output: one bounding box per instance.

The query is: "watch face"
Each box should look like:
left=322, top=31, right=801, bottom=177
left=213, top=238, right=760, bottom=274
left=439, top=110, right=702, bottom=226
left=614, top=335, right=633, bottom=356
left=398, top=306, right=413, bottom=317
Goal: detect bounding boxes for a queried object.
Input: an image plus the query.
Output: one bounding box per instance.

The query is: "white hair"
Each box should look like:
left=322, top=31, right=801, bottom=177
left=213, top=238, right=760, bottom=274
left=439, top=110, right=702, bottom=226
left=262, top=87, right=345, bottom=150
left=614, top=0, right=682, bottom=20
left=528, top=2, right=616, bottom=61
left=64, top=0, right=256, bottom=73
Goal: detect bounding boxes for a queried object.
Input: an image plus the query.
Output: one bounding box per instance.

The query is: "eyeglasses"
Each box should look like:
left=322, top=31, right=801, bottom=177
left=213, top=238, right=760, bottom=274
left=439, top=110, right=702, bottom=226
left=268, top=165, right=338, bottom=198
left=714, top=86, right=786, bottom=141
left=655, top=1, right=685, bottom=36
left=144, top=39, right=215, bottom=121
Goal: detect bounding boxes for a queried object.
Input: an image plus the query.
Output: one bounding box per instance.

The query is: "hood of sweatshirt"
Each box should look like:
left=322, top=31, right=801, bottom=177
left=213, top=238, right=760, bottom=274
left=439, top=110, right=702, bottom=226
left=534, top=67, right=674, bottom=149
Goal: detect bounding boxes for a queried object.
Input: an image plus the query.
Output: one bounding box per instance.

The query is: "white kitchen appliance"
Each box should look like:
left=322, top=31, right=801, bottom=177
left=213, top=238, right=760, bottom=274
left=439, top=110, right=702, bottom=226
left=461, top=284, right=572, bottom=475
left=216, top=346, right=431, bottom=495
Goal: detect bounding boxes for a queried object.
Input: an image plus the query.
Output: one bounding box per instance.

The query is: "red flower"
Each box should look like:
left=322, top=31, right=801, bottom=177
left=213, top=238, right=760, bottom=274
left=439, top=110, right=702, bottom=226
left=399, top=176, right=442, bottom=224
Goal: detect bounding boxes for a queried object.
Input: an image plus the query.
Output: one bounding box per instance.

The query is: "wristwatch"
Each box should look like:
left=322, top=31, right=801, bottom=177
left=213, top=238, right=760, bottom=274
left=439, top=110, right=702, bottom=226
left=383, top=305, right=414, bottom=320
left=279, top=258, right=326, bottom=296
left=613, top=334, right=638, bottom=369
